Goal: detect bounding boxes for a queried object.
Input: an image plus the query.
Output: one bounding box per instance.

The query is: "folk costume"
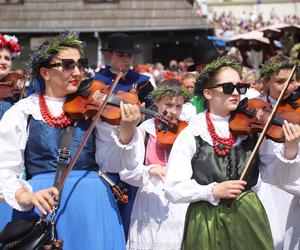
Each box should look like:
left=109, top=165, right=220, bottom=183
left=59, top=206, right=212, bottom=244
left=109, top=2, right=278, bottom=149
left=0, top=32, right=138, bottom=250
left=120, top=118, right=188, bottom=250
left=163, top=56, right=297, bottom=250
left=0, top=34, right=22, bottom=232
left=164, top=111, right=300, bottom=250
left=253, top=57, right=300, bottom=250
left=253, top=96, right=294, bottom=250
left=93, top=33, right=153, bottom=107
left=93, top=33, right=153, bottom=240
left=0, top=94, right=133, bottom=249
left=0, top=34, right=21, bottom=120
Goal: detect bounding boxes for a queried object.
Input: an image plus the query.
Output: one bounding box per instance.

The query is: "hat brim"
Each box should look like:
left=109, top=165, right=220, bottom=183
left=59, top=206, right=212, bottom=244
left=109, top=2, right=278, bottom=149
left=187, top=50, right=228, bottom=72
left=101, top=48, right=141, bottom=54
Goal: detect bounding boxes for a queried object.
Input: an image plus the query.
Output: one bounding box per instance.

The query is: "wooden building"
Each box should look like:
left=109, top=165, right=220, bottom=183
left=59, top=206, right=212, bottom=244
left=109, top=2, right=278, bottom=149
left=0, top=0, right=212, bottom=69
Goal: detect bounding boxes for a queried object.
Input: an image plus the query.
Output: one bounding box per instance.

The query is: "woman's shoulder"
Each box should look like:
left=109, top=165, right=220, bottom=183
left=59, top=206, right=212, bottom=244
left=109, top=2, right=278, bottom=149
left=14, top=94, right=38, bottom=110
left=4, top=94, right=38, bottom=117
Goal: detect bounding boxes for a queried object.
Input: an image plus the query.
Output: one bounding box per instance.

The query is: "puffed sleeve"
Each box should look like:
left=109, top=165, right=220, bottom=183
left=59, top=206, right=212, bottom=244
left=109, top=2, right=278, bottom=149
left=94, top=120, right=138, bottom=173
left=0, top=106, right=32, bottom=211
left=119, top=127, right=156, bottom=187
left=259, top=138, right=300, bottom=193
left=164, top=126, right=219, bottom=205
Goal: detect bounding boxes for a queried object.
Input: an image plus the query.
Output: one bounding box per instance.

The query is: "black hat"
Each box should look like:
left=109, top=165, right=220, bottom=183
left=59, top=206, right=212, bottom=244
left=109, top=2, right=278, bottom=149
left=188, top=40, right=227, bottom=72
left=101, top=33, right=141, bottom=54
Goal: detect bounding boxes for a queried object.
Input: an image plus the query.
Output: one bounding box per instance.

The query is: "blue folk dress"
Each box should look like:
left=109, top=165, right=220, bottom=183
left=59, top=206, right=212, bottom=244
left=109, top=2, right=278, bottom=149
left=1, top=117, right=126, bottom=250
left=0, top=100, right=14, bottom=231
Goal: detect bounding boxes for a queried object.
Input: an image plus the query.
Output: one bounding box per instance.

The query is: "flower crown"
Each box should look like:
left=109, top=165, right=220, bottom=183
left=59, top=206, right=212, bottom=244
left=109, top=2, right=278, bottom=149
left=257, top=60, right=295, bottom=81
left=148, top=85, right=191, bottom=102
left=30, top=31, right=85, bottom=78
left=0, top=34, right=21, bottom=59
left=195, top=56, right=241, bottom=95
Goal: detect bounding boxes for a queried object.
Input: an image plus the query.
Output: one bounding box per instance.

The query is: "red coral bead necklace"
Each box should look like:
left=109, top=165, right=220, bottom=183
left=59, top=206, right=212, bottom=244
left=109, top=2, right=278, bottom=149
left=39, top=94, right=72, bottom=128
left=205, top=111, right=236, bottom=157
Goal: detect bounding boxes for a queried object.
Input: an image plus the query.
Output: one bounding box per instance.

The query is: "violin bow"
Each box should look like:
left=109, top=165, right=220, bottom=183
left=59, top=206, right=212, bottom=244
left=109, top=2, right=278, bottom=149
left=239, top=64, right=297, bottom=181
left=56, top=67, right=125, bottom=193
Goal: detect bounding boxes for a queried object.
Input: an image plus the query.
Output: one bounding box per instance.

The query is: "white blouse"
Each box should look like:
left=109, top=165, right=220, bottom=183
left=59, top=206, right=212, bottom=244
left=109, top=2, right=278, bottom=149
left=164, top=110, right=300, bottom=205
left=119, top=118, right=157, bottom=187
left=0, top=94, right=137, bottom=211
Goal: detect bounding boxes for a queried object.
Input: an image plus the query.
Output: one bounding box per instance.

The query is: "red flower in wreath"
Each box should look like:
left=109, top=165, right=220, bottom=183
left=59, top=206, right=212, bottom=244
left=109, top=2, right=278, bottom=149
left=0, top=34, right=21, bottom=58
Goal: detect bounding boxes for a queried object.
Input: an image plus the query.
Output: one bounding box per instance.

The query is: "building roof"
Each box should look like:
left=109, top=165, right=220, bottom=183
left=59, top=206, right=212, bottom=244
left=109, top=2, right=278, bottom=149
left=0, top=0, right=210, bottom=33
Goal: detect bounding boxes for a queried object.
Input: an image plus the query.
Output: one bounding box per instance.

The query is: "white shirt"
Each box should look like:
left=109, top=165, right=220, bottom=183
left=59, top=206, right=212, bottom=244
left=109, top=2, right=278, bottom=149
left=0, top=94, right=138, bottom=211
left=164, top=111, right=300, bottom=206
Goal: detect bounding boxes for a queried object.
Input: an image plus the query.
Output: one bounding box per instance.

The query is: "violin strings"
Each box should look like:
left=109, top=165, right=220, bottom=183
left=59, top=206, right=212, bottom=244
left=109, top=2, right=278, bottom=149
left=244, top=109, right=295, bottom=126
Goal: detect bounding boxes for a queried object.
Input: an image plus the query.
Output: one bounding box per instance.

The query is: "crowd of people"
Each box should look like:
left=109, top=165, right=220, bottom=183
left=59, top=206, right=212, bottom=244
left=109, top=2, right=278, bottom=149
left=211, top=10, right=300, bottom=42
left=0, top=30, right=299, bottom=250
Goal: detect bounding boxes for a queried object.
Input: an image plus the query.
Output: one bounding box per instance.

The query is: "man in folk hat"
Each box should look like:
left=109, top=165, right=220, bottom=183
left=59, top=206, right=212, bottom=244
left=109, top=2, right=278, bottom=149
left=188, top=39, right=227, bottom=113
left=93, top=33, right=153, bottom=240
left=94, top=33, right=153, bottom=106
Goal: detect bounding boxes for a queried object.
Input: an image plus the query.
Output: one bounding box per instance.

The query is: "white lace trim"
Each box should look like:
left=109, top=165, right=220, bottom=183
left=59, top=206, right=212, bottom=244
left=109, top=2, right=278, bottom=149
left=111, top=127, right=138, bottom=150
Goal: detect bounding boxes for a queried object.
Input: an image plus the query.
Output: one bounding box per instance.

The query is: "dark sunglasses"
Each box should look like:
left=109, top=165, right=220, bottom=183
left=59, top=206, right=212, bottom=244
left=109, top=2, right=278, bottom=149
left=47, top=58, right=88, bottom=71
left=208, top=82, right=248, bottom=95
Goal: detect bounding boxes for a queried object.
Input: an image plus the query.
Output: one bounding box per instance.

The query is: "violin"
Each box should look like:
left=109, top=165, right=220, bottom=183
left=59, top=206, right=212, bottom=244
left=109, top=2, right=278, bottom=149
left=229, top=97, right=300, bottom=143
left=156, top=119, right=188, bottom=149
left=98, top=170, right=128, bottom=203
left=234, top=63, right=299, bottom=181
left=0, top=72, right=25, bottom=101
left=63, top=79, right=177, bottom=130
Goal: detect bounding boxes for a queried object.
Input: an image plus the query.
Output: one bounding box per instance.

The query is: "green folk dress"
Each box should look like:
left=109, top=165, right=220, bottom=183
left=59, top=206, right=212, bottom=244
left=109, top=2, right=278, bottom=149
left=181, top=135, right=274, bottom=250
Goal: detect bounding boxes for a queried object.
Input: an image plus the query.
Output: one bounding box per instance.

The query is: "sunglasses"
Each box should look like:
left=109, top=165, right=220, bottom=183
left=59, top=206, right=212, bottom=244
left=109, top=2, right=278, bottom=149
left=47, top=58, right=88, bottom=71
left=208, top=82, right=248, bottom=95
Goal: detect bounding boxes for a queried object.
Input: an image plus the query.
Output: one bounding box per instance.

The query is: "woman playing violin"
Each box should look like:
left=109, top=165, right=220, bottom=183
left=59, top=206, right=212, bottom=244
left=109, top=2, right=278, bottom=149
left=252, top=54, right=300, bottom=250
left=120, top=79, right=190, bottom=249
left=164, top=56, right=300, bottom=250
left=0, top=31, right=141, bottom=249
left=0, top=34, right=21, bottom=119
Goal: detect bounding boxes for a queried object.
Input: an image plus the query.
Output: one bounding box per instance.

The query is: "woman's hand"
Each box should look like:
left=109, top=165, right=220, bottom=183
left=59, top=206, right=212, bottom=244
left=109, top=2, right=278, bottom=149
left=212, top=180, right=247, bottom=199
left=148, top=165, right=167, bottom=182
left=15, top=187, right=59, bottom=215
left=118, top=101, right=141, bottom=144
left=283, top=120, right=300, bottom=160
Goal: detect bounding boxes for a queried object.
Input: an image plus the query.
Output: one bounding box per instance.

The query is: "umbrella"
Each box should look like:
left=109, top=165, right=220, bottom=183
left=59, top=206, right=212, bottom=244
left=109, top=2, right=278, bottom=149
left=227, top=30, right=270, bottom=48
left=261, top=24, right=300, bottom=40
